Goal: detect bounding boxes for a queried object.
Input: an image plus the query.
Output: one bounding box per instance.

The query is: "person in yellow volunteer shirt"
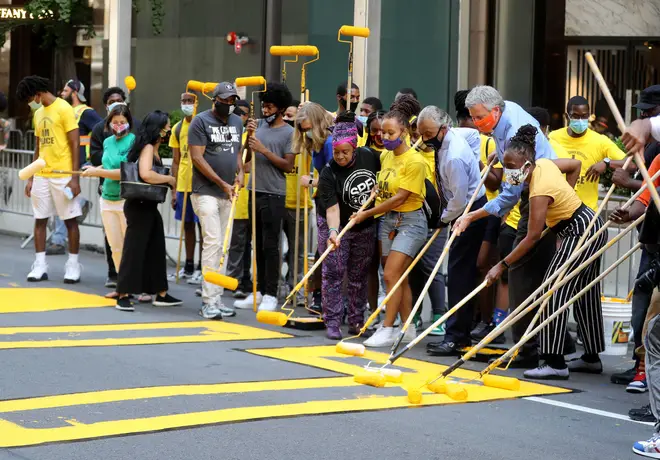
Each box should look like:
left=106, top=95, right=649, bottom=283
left=351, top=102, right=429, bottom=348
left=170, top=92, right=203, bottom=284
left=549, top=96, right=626, bottom=211
left=18, top=76, right=82, bottom=283
left=226, top=101, right=252, bottom=299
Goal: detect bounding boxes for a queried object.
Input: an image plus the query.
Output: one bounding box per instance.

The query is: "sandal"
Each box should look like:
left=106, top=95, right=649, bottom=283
left=105, top=291, right=119, bottom=299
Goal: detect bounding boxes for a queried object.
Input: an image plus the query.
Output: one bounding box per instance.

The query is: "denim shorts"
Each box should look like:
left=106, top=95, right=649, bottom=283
left=378, top=208, right=428, bottom=258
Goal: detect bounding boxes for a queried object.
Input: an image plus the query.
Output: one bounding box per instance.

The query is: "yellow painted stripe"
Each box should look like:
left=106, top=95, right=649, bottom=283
left=0, top=288, right=115, bottom=313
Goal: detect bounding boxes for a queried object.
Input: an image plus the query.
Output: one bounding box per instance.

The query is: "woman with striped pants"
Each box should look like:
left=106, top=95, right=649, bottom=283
left=465, top=124, right=607, bottom=380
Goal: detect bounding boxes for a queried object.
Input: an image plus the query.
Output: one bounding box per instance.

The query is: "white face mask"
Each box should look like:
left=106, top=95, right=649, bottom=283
left=504, top=161, right=531, bottom=186
left=181, top=104, right=194, bottom=116
left=29, top=96, right=42, bottom=111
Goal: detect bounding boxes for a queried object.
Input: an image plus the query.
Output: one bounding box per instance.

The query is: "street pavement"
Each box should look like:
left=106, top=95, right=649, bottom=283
left=0, top=233, right=652, bottom=460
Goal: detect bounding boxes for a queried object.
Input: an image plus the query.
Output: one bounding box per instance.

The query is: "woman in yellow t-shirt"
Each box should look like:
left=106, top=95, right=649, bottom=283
left=459, top=124, right=607, bottom=380
left=351, top=103, right=429, bottom=348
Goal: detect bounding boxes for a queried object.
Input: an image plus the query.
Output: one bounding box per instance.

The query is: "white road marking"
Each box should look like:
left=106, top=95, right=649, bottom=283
left=525, top=396, right=654, bottom=426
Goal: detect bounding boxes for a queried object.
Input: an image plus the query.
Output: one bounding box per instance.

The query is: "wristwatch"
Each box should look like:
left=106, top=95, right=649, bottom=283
left=308, top=178, right=313, bottom=186
left=603, top=158, right=611, bottom=169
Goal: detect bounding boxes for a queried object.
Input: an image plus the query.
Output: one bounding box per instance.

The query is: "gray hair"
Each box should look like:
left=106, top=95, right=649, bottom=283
left=418, top=106, right=454, bottom=129
left=465, top=85, right=505, bottom=111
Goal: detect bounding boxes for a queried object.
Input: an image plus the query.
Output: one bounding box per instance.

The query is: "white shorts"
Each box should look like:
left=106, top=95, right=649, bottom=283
left=31, top=176, right=83, bottom=220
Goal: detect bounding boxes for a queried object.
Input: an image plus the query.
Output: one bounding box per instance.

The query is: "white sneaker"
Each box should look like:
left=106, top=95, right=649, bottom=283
left=633, top=434, right=660, bottom=458
left=364, top=326, right=396, bottom=348
left=168, top=268, right=191, bottom=281
left=27, top=261, right=48, bottom=282
left=63, top=260, right=81, bottom=284
left=234, top=292, right=262, bottom=309
left=258, top=294, right=278, bottom=312
left=199, top=302, right=223, bottom=319
left=216, top=299, right=236, bottom=317
left=402, top=325, right=417, bottom=343
left=186, top=270, right=203, bottom=285
left=523, top=364, right=569, bottom=380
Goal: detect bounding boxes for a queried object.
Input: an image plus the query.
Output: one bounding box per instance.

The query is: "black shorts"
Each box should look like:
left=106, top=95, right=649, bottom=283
left=483, top=214, right=501, bottom=244
left=498, top=223, right=517, bottom=282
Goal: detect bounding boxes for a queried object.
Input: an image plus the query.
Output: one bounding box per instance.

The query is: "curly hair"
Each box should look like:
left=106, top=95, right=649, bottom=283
left=102, top=86, right=126, bottom=105
left=260, top=81, right=293, bottom=111
left=507, top=124, right=537, bottom=162
left=16, top=76, right=51, bottom=102
left=384, top=94, right=421, bottom=134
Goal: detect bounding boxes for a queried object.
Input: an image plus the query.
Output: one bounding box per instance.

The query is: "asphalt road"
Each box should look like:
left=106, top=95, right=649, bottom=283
left=0, top=233, right=652, bottom=460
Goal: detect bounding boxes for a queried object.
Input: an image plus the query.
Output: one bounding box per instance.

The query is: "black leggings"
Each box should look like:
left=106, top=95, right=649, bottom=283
left=117, top=199, right=168, bottom=295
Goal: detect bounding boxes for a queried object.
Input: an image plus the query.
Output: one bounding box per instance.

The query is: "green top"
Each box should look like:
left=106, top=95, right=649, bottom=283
left=101, top=132, right=135, bottom=201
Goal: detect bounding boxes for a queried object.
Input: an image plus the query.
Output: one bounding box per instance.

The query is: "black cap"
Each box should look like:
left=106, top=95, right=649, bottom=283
left=633, top=85, right=660, bottom=110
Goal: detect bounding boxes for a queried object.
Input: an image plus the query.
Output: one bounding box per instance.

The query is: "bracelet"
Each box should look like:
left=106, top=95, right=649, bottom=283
left=308, top=178, right=314, bottom=186
left=501, top=260, right=510, bottom=269
left=329, top=227, right=339, bottom=234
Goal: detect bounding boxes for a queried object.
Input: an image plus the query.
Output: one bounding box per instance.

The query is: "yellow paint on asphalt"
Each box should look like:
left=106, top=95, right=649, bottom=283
left=0, top=321, right=291, bottom=349
left=0, top=288, right=116, bottom=313
left=0, top=346, right=569, bottom=447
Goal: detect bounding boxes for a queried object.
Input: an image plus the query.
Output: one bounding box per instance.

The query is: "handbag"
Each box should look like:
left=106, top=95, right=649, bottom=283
left=120, top=161, right=170, bottom=203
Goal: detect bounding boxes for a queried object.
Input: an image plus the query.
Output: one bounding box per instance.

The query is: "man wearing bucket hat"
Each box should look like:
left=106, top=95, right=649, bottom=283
left=188, top=81, right=245, bottom=320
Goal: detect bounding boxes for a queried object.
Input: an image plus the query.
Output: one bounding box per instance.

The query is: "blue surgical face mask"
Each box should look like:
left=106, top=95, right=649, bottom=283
left=181, top=104, right=194, bottom=116
left=28, top=96, right=42, bottom=111
left=357, top=115, right=368, bottom=125
left=569, top=118, right=589, bottom=134
left=305, top=130, right=313, bottom=139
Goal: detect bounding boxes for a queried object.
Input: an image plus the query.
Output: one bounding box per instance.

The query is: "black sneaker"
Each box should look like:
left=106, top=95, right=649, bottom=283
left=152, top=293, right=183, bottom=307
left=611, top=366, right=637, bottom=385
left=629, top=404, right=657, bottom=423
left=115, top=297, right=134, bottom=312
left=470, top=321, right=490, bottom=340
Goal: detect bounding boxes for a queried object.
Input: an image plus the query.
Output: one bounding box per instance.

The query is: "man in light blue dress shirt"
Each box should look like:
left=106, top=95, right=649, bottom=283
left=453, top=86, right=558, bottom=367
left=416, top=105, right=488, bottom=355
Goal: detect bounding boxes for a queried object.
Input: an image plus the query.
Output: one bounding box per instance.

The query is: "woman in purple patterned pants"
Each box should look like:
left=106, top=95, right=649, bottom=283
left=316, top=113, right=381, bottom=339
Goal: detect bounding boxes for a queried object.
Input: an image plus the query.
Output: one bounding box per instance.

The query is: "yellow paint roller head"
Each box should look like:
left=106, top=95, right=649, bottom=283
left=364, top=367, right=403, bottom=383
left=427, top=381, right=447, bottom=394
left=335, top=341, right=365, bottom=356
left=18, top=158, right=46, bottom=180
left=270, top=45, right=293, bottom=56
left=203, top=272, right=238, bottom=291
left=445, top=384, right=468, bottom=401
left=482, top=374, right=520, bottom=391
left=353, top=373, right=386, bottom=388
left=124, top=76, right=136, bottom=91
left=407, top=388, right=423, bottom=405
left=339, top=25, right=370, bottom=38
left=256, top=310, right=288, bottom=327
left=187, top=80, right=205, bottom=92
left=235, top=76, right=266, bottom=87
left=270, top=45, right=319, bottom=56
left=203, top=82, right=219, bottom=95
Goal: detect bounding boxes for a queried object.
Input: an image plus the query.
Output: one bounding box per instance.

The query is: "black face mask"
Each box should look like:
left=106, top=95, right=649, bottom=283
left=424, top=127, right=444, bottom=152
left=264, top=113, right=278, bottom=125
left=214, top=101, right=232, bottom=118
left=340, top=97, right=358, bottom=113
left=283, top=119, right=294, bottom=127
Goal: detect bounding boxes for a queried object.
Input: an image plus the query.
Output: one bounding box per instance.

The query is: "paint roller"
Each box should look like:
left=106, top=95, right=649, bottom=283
left=388, top=157, right=498, bottom=357
left=338, top=25, right=370, bottom=114
left=18, top=158, right=46, bottom=180
left=483, top=242, right=642, bottom=377
left=406, top=382, right=468, bottom=405
left=124, top=76, right=136, bottom=93
left=353, top=373, right=386, bottom=388
left=236, top=76, right=268, bottom=313
left=585, top=51, right=660, bottom=215
left=363, top=366, right=403, bottom=383
left=260, top=189, right=378, bottom=327
left=186, top=80, right=205, bottom=93
left=269, top=45, right=319, bottom=56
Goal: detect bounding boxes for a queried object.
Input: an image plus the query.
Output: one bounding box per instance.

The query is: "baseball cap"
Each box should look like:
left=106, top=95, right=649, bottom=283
left=212, top=82, right=239, bottom=100
left=633, top=85, right=660, bottom=110
left=66, top=79, right=87, bottom=102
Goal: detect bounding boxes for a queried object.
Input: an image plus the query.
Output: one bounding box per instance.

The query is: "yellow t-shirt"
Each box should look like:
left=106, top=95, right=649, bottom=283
left=169, top=118, right=192, bottom=192
left=235, top=131, right=250, bottom=220
left=529, top=158, right=583, bottom=228
left=549, top=128, right=626, bottom=211
left=376, top=147, right=426, bottom=213
left=34, top=98, right=78, bottom=178
left=479, top=135, right=501, bottom=201
left=285, top=152, right=313, bottom=210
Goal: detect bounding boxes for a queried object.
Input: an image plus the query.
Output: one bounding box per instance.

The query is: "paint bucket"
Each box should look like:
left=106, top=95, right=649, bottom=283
left=601, top=297, right=632, bottom=356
